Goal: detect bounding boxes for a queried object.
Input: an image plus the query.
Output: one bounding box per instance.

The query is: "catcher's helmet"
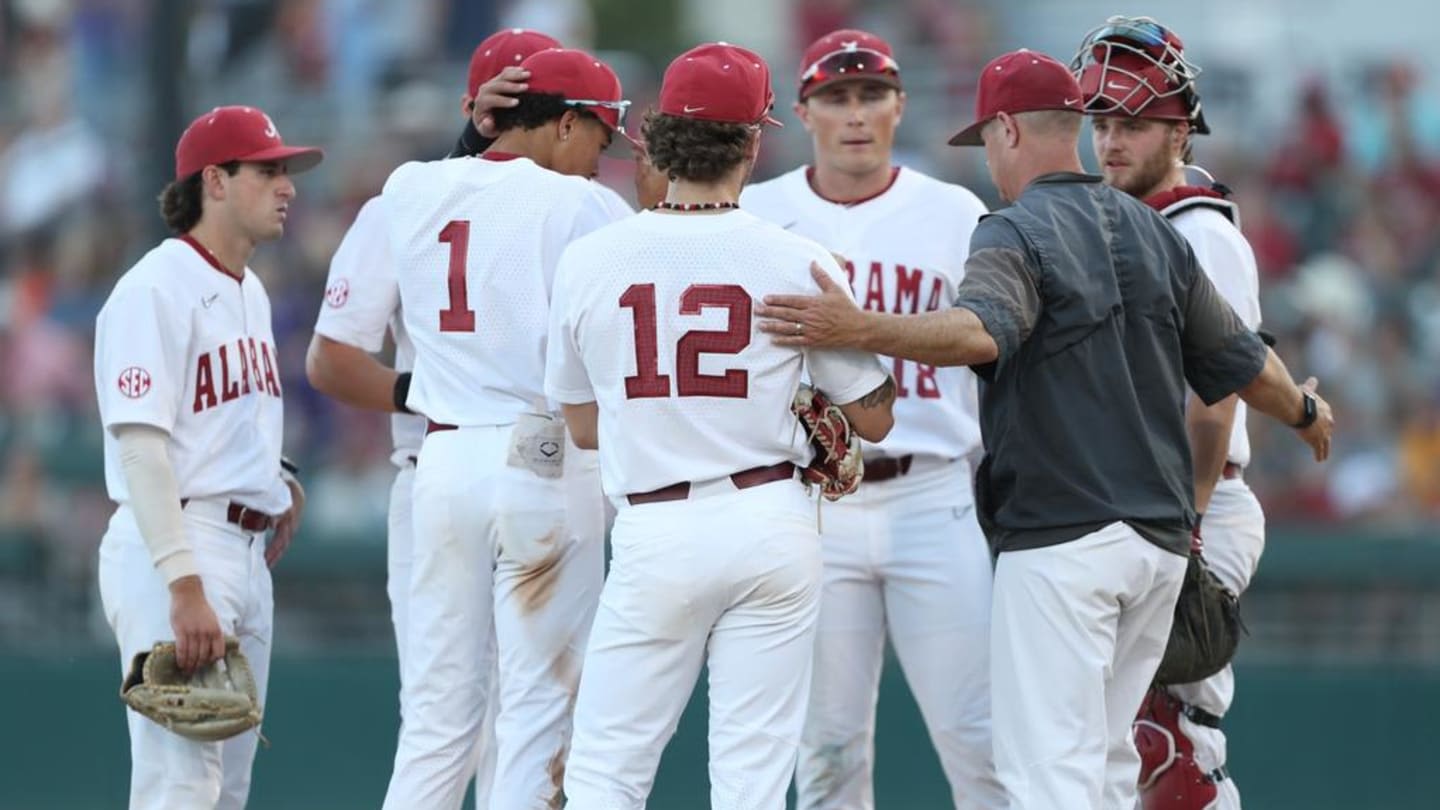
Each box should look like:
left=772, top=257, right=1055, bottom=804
left=1071, top=15, right=1210, bottom=135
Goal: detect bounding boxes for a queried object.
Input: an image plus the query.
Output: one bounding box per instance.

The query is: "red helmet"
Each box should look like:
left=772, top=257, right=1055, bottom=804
left=1071, top=15, right=1210, bottom=134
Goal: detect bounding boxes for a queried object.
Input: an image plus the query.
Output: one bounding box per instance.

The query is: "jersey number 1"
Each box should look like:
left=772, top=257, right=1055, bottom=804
left=438, top=220, right=475, bottom=332
left=620, top=283, right=750, bottom=399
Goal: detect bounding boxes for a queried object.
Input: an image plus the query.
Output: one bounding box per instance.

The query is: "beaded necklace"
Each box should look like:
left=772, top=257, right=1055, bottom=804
left=652, top=200, right=740, bottom=212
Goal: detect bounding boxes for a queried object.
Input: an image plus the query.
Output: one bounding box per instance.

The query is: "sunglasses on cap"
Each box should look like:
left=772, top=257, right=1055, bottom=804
left=565, top=98, right=633, bottom=130
left=1090, top=17, right=1169, bottom=50
left=1081, top=15, right=1195, bottom=83
left=799, top=47, right=900, bottom=97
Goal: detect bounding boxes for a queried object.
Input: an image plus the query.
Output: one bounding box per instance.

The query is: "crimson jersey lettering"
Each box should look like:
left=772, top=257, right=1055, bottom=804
left=95, top=237, right=291, bottom=514
left=740, top=164, right=987, bottom=461
left=193, top=339, right=283, bottom=413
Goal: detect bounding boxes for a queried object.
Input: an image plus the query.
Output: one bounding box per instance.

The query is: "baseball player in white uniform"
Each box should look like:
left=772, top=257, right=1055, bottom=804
left=1076, top=17, right=1265, bottom=808
left=546, top=42, right=897, bottom=810
left=378, top=47, right=630, bottom=810
left=741, top=29, right=1003, bottom=809
left=94, top=105, right=320, bottom=810
left=305, top=28, right=567, bottom=808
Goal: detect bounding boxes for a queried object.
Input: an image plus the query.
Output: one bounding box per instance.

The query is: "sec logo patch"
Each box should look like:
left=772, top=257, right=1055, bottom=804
left=325, top=278, right=349, bottom=308
left=117, top=367, right=152, bottom=399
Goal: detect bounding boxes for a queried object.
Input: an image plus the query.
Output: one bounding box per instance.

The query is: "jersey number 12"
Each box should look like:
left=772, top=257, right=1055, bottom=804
left=620, top=283, right=750, bottom=399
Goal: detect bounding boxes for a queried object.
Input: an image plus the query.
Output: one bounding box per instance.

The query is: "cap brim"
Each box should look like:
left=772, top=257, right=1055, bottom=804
left=800, top=74, right=902, bottom=101
left=243, top=145, right=325, bottom=174
left=947, top=118, right=989, bottom=147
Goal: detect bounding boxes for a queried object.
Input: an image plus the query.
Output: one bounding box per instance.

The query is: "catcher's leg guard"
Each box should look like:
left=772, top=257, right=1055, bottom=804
left=1135, top=686, right=1223, bottom=810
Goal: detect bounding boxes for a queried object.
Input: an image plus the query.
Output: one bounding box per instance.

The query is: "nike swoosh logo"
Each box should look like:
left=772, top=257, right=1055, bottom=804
left=202, top=293, right=220, bottom=308
left=682, top=105, right=706, bottom=114
left=1107, top=80, right=1133, bottom=91
left=1064, top=98, right=1080, bottom=106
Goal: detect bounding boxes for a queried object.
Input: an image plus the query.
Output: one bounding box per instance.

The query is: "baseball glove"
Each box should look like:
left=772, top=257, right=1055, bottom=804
left=120, top=637, right=263, bottom=742
left=1153, top=550, right=1244, bottom=686
left=792, top=384, right=864, bottom=501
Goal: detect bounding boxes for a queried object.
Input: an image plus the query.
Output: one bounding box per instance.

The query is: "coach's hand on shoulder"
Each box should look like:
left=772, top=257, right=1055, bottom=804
left=169, top=576, right=224, bottom=673
left=758, top=262, right=869, bottom=349
left=474, top=66, right=530, bottom=138
left=267, top=477, right=306, bottom=568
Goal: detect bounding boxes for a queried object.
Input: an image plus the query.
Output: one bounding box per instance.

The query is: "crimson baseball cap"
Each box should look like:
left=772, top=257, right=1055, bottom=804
left=659, top=42, right=783, bottom=127
left=174, top=106, right=323, bottom=180
left=1072, top=16, right=1210, bottom=134
left=797, top=29, right=901, bottom=100
left=466, top=28, right=561, bottom=97
left=948, top=49, right=1085, bottom=146
left=520, top=48, right=631, bottom=134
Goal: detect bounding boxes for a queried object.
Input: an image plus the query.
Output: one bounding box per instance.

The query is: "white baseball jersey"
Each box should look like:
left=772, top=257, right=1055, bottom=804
left=592, top=180, right=636, bottom=220
left=94, top=237, right=291, bottom=514
left=314, top=194, right=425, bottom=466
left=382, top=154, right=620, bottom=426
left=742, top=166, right=986, bottom=461
left=545, top=209, right=890, bottom=497
left=1165, top=199, right=1261, bottom=468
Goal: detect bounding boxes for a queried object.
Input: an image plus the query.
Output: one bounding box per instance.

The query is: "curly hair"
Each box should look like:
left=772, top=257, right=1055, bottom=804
left=157, top=161, right=239, bottom=234
left=491, top=92, right=603, bottom=134
left=641, top=110, right=755, bottom=184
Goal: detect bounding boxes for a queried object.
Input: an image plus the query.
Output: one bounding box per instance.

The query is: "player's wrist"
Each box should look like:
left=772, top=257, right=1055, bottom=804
left=1291, top=390, right=1317, bottom=429
left=392, top=372, right=414, bottom=414
left=167, top=573, right=205, bottom=597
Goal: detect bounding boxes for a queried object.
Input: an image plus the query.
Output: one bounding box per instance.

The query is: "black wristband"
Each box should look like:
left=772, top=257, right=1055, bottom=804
left=1292, top=391, right=1317, bottom=429
left=393, top=372, right=414, bottom=414
left=447, top=119, right=495, bottom=159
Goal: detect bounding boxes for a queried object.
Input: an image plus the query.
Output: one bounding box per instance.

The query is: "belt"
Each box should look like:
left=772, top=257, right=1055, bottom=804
left=1222, top=461, right=1243, bottom=480
left=427, top=421, right=458, bottom=435
left=180, top=499, right=275, bottom=533
left=864, top=454, right=913, bottom=484
left=626, top=461, right=797, bottom=506
left=1208, top=765, right=1230, bottom=784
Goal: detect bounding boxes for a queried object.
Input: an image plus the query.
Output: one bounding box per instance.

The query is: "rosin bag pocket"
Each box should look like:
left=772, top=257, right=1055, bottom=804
left=507, top=412, right=565, bottom=480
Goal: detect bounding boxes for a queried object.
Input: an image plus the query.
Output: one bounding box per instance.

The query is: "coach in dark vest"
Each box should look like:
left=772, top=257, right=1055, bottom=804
left=754, top=47, right=1334, bottom=810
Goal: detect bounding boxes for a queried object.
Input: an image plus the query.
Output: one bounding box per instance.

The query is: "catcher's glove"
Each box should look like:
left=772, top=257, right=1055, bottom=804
left=120, top=637, right=263, bottom=742
left=792, top=384, right=863, bottom=501
left=1154, top=550, right=1244, bottom=686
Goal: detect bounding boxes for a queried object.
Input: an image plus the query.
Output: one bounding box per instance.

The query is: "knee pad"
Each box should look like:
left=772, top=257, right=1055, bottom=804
left=1135, top=687, right=1220, bottom=810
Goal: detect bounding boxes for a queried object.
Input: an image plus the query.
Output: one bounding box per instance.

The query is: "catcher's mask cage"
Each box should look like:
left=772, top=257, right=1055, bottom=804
left=1071, top=15, right=1211, bottom=135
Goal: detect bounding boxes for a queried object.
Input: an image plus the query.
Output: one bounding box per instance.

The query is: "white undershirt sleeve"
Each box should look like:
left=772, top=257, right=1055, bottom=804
left=115, top=423, right=196, bottom=584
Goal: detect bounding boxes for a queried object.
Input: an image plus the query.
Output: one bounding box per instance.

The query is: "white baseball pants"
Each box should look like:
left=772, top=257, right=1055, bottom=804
left=796, top=458, right=1004, bottom=809
left=97, top=502, right=273, bottom=810
left=383, top=425, right=603, bottom=810
left=564, top=478, right=823, bottom=810
left=991, top=521, right=1186, bottom=810
left=1166, top=478, right=1265, bottom=809
left=385, top=462, right=499, bottom=808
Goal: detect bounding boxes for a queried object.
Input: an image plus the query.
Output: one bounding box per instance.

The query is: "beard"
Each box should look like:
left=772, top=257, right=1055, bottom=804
left=1105, top=145, right=1175, bottom=199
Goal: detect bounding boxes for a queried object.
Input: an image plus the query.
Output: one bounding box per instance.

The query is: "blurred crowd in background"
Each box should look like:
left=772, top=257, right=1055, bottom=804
left=1, top=0, right=1437, bottom=648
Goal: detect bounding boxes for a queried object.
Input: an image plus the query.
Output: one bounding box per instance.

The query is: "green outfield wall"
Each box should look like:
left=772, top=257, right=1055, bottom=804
left=0, top=654, right=1431, bottom=809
